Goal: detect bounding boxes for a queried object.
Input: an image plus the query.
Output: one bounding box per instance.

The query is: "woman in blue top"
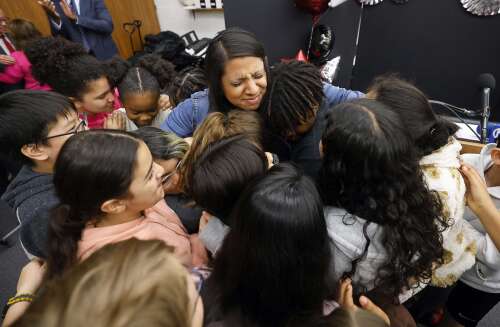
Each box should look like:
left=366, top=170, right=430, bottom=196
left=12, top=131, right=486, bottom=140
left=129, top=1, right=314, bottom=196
left=161, top=27, right=269, bottom=137
left=161, top=27, right=362, bottom=177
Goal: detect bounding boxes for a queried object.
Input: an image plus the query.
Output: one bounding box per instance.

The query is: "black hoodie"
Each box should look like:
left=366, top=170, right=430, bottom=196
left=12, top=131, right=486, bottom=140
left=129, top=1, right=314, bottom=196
left=1, top=165, right=59, bottom=257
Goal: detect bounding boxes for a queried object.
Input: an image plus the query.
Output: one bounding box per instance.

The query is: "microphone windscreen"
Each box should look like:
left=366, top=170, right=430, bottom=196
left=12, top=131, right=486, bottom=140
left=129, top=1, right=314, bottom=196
left=477, top=73, right=496, bottom=89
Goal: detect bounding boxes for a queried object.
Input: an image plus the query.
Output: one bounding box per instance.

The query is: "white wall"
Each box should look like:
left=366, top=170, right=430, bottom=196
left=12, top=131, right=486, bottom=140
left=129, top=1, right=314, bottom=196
left=154, top=0, right=226, bottom=39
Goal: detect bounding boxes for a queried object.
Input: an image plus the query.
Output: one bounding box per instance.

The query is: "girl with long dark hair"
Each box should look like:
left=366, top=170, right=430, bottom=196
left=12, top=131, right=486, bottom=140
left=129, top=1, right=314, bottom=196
left=202, top=163, right=333, bottom=326
left=319, top=99, right=447, bottom=304
left=367, top=76, right=479, bottom=288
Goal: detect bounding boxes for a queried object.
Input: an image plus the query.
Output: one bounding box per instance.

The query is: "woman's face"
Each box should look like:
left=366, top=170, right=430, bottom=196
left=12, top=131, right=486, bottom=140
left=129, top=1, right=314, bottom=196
left=221, top=56, right=267, bottom=111
left=156, top=158, right=182, bottom=194
left=123, top=91, right=160, bottom=127
left=74, top=76, right=115, bottom=114
left=126, top=142, right=165, bottom=211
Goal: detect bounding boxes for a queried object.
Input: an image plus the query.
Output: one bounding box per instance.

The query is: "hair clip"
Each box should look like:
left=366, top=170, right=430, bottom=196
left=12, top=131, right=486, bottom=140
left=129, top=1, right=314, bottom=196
left=430, top=127, right=437, bottom=135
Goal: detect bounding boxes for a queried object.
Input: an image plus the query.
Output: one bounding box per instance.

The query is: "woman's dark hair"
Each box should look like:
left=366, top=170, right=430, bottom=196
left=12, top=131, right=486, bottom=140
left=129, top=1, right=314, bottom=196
left=189, top=135, right=267, bottom=223
left=26, top=37, right=109, bottom=99
left=204, top=163, right=332, bottom=326
left=167, top=66, right=207, bottom=107
left=0, top=90, right=76, bottom=166
left=265, top=60, right=324, bottom=138
left=318, top=99, right=447, bottom=300
left=205, top=27, right=269, bottom=113
left=368, top=75, right=459, bottom=157
left=8, top=18, right=42, bottom=51
left=46, top=130, right=142, bottom=279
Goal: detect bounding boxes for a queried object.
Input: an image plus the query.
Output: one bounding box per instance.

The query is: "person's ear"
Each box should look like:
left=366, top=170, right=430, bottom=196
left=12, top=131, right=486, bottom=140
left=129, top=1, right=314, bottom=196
left=69, top=96, right=84, bottom=113
left=491, top=148, right=500, bottom=166
left=100, top=198, right=127, bottom=214
left=21, top=144, right=49, bottom=162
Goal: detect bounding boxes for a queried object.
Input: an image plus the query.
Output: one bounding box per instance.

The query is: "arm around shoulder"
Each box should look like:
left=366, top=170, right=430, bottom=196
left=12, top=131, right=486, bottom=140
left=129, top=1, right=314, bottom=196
left=323, top=82, right=364, bottom=107
left=160, top=97, right=196, bottom=138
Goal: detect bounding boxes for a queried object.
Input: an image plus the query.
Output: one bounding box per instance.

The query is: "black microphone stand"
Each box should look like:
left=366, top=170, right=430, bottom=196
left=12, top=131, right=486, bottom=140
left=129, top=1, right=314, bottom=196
left=480, top=88, right=491, bottom=144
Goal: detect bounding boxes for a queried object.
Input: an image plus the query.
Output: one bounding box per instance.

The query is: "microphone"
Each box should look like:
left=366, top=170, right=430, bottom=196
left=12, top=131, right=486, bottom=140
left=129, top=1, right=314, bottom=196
left=478, top=73, right=496, bottom=143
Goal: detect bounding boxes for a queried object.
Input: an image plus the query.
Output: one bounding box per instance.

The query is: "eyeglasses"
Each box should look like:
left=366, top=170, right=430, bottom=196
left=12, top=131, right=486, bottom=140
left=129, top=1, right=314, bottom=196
left=43, top=120, right=87, bottom=140
left=161, top=160, right=182, bottom=185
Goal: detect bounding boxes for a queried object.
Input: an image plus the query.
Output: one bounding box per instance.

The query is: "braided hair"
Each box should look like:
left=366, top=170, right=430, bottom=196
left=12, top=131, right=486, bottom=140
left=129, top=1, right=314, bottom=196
left=110, top=54, right=176, bottom=99
left=167, top=66, right=207, bottom=107
left=265, top=60, right=324, bottom=138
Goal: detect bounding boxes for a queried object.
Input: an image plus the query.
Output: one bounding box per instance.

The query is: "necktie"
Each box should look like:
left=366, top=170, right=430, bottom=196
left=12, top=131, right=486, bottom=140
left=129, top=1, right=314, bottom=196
left=1, top=35, right=15, bottom=53
left=68, top=0, right=90, bottom=51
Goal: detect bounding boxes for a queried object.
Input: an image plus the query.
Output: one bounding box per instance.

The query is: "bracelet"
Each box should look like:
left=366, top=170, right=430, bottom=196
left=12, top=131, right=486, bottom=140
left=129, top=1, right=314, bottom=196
left=2, top=293, right=35, bottom=319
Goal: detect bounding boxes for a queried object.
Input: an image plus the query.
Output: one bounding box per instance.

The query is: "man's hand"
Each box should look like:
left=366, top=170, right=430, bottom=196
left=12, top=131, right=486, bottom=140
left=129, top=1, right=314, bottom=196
left=37, top=0, right=60, bottom=21
left=0, top=55, right=15, bottom=65
left=60, top=1, right=77, bottom=21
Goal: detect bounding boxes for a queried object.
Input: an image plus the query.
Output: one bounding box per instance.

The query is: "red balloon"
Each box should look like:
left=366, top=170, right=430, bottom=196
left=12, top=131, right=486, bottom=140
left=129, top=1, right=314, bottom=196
left=294, top=0, right=329, bottom=17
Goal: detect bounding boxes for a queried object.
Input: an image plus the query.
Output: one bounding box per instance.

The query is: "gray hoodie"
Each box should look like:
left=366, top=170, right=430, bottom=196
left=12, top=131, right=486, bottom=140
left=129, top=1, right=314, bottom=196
left=1, top=165, right=59, bottom=257
left=461, top=144, right=500, bottom=293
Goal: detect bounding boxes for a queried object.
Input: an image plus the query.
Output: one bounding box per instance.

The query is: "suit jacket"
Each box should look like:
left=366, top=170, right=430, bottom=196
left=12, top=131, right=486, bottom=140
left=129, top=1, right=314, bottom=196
left=51, top=0, right=118, bottom=60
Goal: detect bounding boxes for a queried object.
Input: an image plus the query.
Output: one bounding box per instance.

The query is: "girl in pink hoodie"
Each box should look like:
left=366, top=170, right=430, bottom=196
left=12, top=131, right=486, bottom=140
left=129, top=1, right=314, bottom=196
left=44, top=129, right=207, bottom=280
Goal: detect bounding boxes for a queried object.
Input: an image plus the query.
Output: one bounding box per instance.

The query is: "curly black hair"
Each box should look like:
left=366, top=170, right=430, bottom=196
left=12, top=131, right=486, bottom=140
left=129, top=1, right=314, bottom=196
left=26, top=37, right=108, bottom=99
left=265, top=60, right=324, bottom=138
left=319, top=99, right=447, bottom=300
left=166, top=66, right=207, bottom=107
left=107, top=54, right=176, bottom=99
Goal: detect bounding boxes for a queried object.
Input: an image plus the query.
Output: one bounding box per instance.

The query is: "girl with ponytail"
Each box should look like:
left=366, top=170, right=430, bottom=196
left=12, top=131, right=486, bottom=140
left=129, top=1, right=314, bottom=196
left=367, top=76, right=480, bottom=289
left=46, top=129, right=205, bottom=280
left=318, top=99, right=447, bottom=307
left=107, top=54, right=176, bottom=131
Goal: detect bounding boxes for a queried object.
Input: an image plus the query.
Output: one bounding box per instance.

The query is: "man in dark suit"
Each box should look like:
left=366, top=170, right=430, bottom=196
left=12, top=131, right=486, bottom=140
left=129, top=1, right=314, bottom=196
left=37, top=0, right=118, bottom=60
left=0, top=8, right=24, bottom=94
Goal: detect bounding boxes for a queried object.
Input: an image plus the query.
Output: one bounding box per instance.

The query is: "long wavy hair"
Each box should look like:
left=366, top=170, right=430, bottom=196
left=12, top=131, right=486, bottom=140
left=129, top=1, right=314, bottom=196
left=318, top=99, right=447, bottom=300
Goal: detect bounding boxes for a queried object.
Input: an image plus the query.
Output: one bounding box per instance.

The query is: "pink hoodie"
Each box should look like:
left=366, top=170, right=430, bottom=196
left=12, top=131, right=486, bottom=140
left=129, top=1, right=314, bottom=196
left=77, top=199, right=208, bottom=267
left=0, top=51, right=51, bottom=91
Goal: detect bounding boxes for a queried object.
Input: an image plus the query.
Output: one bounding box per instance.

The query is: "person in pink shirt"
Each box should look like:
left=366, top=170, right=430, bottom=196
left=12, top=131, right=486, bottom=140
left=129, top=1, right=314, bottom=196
left=28, top=37, right=120, bottom=129
left=44, top=129, right=206, bottom=280
left=0, top=19, right=50, bottom=91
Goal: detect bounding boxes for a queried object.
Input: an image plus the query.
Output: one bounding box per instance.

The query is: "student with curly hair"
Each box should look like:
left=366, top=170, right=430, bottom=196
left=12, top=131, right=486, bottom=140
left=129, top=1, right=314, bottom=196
left=108, top=55, right=176, bottom=131
left=319, top=99, right=447, bottom=316
left=27, top=36, right=116, bottom=129
left=367, top=77, right=482, bottom=324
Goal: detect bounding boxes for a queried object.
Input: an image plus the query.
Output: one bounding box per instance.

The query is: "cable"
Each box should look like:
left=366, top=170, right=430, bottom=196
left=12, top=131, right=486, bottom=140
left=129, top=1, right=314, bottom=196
left=431, top=102, right=481, bottom=140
